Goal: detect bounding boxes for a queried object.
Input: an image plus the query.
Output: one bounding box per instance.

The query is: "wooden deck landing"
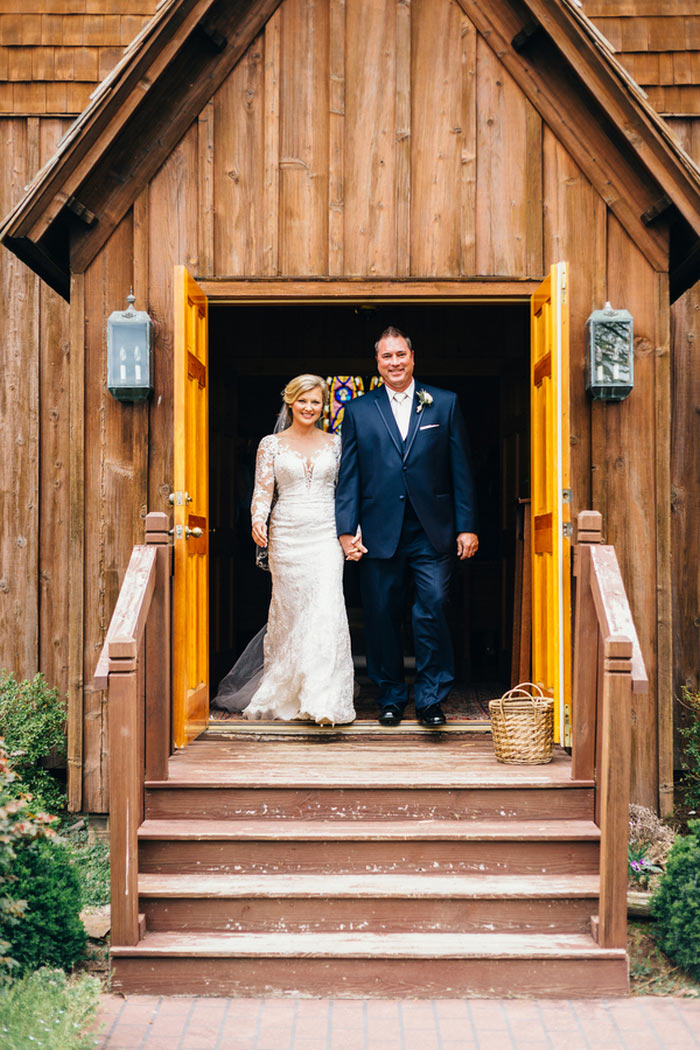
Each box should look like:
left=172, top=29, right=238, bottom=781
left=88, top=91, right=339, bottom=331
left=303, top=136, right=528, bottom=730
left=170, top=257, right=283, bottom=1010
left=158, top=735, right=588, bottom=789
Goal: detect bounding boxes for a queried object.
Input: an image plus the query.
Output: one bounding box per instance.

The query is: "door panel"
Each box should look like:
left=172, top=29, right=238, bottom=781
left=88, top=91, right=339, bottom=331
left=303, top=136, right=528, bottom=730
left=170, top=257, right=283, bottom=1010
left=173, top=266, right=209, bottom=748
left=531, top=262, right=571, bottom=745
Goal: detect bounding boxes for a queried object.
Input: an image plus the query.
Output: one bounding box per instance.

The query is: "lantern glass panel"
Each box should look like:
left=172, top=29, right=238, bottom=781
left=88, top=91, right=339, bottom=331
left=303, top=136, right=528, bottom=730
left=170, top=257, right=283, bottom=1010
left=591, top=319, right=632, bottom=384
left=107, top=298, right=153, bottom=402
left=586, top=303, right=634, bottom=402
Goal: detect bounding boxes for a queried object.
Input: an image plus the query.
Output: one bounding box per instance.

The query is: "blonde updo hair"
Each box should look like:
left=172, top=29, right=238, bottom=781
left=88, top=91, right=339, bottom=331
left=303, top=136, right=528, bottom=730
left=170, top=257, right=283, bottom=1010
left=282, top=374, right=328, bottom=406
left=273, top=374, right=328, bottom=432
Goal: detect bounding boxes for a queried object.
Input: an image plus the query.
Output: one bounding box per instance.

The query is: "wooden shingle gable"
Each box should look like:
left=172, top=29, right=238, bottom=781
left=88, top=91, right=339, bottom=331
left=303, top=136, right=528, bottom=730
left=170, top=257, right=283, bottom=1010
left=583, top=1, right=700, bottom=117
left=0, top=0, right=282, bottom=296
left=3, top=0, right=700, bottom=299
left=458, top=0, right=700, bottom=298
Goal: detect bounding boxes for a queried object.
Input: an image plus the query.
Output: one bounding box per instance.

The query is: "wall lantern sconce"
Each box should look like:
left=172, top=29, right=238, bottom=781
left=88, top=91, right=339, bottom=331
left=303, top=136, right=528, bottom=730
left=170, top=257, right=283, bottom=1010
left=107, top=289, right=153, bottom=402
left=585, top=301, right=634, bottom=402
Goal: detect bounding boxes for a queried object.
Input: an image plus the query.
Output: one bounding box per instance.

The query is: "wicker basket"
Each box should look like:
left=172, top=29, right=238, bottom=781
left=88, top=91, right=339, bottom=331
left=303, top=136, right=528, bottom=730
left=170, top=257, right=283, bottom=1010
left=489, top=683, right=554, bottom=765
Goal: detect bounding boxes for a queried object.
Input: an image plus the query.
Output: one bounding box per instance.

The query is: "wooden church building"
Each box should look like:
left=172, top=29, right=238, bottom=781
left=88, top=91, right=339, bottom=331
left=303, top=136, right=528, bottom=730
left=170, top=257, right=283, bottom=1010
left=3, top=0, right=700, bottom=996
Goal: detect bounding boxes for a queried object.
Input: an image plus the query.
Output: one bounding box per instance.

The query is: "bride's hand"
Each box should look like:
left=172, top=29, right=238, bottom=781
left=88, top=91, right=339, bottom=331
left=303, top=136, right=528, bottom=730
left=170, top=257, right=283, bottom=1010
left=252, top=521, right=268, bottom=548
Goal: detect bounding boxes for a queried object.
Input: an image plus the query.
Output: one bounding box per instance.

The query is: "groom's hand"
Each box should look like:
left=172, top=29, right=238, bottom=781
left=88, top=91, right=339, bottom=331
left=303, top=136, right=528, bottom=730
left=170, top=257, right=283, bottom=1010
left=339, top=534, right=367, bottom=561
left=457, top=532, right=479, bottom=560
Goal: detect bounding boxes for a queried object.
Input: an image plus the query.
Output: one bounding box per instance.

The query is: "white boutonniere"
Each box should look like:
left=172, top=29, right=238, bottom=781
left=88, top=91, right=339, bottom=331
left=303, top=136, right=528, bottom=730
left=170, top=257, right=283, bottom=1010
left=416, top=389, right=433, bottom=413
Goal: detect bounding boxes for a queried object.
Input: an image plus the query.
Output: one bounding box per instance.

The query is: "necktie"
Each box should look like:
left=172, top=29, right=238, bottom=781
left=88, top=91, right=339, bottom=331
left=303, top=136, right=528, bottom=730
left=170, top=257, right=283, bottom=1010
left=392, top=392, right=409, bottom=440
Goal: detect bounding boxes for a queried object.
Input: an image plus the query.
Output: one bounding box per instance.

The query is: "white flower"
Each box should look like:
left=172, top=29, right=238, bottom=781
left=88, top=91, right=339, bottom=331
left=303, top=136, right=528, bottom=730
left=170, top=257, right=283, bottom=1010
left=416, top=389, right=433, bottom=413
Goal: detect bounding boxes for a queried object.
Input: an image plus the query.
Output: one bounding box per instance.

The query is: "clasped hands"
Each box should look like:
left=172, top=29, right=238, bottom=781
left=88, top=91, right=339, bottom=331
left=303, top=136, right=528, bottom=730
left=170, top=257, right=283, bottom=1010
left=339, top=534, right=368, bottom=562
left=340, top=531, right=479, bottom=562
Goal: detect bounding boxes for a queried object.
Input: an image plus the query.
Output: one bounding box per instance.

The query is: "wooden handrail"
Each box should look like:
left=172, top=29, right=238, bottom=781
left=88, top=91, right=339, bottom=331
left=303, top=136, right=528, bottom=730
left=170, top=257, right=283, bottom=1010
left=93, top=511, right=171, bottom=947
left=571, top=510, right=648, bottom=951
left=588, top=545, right=648, bottom=694
left=94, top=546, right=157, bottom=689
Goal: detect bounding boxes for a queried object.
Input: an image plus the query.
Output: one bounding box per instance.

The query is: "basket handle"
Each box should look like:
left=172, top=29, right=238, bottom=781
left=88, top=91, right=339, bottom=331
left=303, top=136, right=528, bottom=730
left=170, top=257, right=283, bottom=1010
left=505, top=682, right=546, bottom=699
left=495, top=682, right=548, bottom=724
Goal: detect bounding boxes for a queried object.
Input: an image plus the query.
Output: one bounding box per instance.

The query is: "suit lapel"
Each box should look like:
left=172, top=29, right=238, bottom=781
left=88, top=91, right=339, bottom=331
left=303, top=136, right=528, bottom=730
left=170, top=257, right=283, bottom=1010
left=374, top=389, right=403, bottom=457
left=402, top=387, right=422, bottom=461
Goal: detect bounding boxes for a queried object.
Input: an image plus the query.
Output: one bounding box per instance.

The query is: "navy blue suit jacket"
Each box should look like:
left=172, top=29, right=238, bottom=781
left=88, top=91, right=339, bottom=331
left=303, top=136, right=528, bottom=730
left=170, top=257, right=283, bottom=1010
left=335, top=383, right=477, bottom=558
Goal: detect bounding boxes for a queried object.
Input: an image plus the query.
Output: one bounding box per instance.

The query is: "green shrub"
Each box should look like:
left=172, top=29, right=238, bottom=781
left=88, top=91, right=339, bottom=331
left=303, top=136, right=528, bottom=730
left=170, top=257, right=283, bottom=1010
left=651, top=819, right=700, bottom=980
left=0, top=672, right=66, bottom=816
left=0, top=740, right=57, bottom=983
left=0, top=837, right=86, bottom=977
left=65, top=826, right=110, bottom=909
left=677, top=686, right=700, bottom=811
left=0, top=967, right=101, bottom=1050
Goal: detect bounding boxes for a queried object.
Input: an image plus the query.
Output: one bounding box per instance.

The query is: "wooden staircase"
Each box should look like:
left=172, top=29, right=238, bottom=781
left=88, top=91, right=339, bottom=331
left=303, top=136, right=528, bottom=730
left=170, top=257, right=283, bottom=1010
left=100, top=511, right=647, bottom=998
left=109, top=733, right=628, bottom=997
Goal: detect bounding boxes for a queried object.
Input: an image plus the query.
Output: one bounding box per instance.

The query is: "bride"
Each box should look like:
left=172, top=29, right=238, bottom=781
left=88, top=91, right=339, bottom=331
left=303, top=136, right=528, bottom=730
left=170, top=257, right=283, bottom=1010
left=214, top=375, right=356, bottom=725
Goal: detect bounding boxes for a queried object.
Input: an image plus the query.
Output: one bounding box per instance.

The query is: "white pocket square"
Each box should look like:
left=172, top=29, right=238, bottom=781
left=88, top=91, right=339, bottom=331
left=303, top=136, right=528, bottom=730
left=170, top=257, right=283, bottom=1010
left=419, top=424, right=440, bottom=430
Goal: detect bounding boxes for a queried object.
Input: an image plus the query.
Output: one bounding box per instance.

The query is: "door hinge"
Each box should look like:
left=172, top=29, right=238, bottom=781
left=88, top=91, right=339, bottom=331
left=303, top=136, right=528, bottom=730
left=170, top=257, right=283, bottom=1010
left=168, top=491, right=192, bottom=506
left=562, top=488, right=572, bottom=503
left=562, top=522, right=573, bottom=538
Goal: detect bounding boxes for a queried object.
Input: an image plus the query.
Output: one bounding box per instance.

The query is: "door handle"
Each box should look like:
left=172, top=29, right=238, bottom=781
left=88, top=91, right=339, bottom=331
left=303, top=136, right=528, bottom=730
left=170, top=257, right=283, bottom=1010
left=168, top=525, right=204, bottom=539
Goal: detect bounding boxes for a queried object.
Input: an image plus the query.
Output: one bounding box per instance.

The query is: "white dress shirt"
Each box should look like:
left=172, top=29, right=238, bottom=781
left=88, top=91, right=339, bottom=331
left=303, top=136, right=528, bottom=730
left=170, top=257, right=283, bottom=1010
left=387, top=379, right=415, bottom=441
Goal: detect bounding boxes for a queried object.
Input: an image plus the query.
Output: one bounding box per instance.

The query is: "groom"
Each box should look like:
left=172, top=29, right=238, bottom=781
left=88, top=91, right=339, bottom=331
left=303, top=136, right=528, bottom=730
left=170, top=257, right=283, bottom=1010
left=336, top=326, right=478, bottom=727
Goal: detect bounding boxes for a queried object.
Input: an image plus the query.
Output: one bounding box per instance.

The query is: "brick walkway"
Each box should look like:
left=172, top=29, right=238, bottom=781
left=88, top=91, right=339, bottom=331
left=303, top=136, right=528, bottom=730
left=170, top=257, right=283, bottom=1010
left=96, top=995, right=700, bottom=1049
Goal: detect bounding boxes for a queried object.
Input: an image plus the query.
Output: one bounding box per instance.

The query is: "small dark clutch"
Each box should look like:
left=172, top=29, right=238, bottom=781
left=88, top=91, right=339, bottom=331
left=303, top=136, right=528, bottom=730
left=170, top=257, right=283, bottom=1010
left=255, top=492, right=275, bottom=572
left=254, top=481, right=276, bottom=573
left=255, top=540, right=270, bottom=572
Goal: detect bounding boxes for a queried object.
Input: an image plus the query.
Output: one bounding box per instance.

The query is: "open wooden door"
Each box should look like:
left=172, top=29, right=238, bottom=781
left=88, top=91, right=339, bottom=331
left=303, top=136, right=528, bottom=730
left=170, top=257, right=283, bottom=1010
left=172, top=266, right=209, bottom=748
left=531, top=262, right=572, bottom=745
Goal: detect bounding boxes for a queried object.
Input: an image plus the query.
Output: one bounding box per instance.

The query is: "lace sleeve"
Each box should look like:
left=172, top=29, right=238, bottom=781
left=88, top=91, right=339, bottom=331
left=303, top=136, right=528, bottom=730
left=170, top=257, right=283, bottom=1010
left=251, top=435, right=276, bottom=526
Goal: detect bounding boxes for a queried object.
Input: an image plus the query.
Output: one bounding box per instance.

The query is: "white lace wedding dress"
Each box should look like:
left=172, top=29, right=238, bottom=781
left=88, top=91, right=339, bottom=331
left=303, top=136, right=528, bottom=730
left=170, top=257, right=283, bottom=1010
left=218, top=433, right=355, bottom=725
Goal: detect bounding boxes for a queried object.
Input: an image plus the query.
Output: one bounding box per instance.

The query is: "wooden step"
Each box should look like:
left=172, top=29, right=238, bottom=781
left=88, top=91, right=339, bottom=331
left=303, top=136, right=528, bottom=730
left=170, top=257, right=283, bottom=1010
left=138, top=872, right=600, bottom=935
left=137, top=818, right=600, bottom=875
left=145, top=785, right=594, bottom=821
left=138, top=817, right=602, bottom=841
left=146, top=738, right=592, bottom=820
left=110, top=931, right=628, bottom=997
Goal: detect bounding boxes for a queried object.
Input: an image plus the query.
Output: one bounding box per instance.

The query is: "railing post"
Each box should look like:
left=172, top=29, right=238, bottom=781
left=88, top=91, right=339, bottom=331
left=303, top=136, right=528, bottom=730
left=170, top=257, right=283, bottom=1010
left=108, top=638, right=140, bottom=946
left=597, top=634, right=633, bottom=948
left=145, top=512, right=171, bottom=782
left=571, top=511, right=603, bottom=781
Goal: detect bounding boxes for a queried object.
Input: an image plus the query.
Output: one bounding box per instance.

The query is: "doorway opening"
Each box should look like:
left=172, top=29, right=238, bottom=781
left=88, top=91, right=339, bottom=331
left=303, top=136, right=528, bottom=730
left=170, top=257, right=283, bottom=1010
left=208, top=301, right=530, bottom=720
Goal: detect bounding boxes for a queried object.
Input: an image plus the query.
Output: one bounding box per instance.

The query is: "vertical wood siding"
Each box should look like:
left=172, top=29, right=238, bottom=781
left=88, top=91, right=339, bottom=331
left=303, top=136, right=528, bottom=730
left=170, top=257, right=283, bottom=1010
left=410, top=0, right=473, bottom=276
left=0, top=116, right=70, bottom=694
left=667, top=118, right=700, bottom=773
left=82, top=214, right=146, bottom=810
left=0, top=119, right=39, bottom=680
left=38, top=127, right=72, bottom=694
left=596, top=216, right=666, bottom=810
left=198, top=0, right=547, bottom=281
left=542, top=126, right=606, bottom=523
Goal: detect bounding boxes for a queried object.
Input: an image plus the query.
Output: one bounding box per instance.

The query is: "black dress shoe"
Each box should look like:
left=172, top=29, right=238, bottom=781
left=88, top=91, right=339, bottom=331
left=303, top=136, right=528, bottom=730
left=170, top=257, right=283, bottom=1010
left=418, top=703, right=447, bottom=727
left=378, top=704, right=403, bottom=726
